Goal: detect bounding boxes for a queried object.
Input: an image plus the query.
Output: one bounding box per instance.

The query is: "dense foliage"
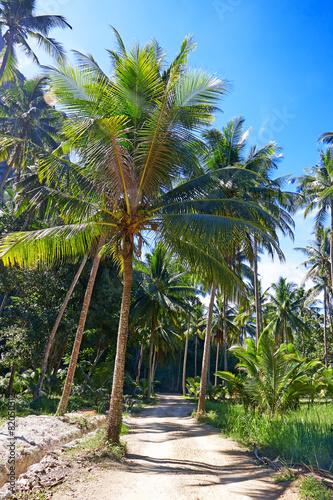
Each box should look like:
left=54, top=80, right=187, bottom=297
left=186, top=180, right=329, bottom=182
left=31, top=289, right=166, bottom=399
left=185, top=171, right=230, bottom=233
left=0, top=1, right=330, bottom=459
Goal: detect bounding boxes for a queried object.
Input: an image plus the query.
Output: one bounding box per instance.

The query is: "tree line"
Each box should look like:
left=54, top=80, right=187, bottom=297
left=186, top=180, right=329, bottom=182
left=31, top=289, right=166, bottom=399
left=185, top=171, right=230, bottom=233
left=0, top=0, right=332, bottom=445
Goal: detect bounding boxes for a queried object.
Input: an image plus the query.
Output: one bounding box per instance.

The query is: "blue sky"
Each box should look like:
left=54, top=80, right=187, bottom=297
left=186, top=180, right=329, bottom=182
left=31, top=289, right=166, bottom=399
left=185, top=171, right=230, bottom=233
left=23, top=0, right=333, bottom=289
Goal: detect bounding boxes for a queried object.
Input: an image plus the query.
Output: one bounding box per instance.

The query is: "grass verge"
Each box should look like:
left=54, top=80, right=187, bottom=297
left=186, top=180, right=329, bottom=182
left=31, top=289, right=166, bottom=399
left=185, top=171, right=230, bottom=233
left=196, top=401, right=333, bottom=472
left=299, top=475, right=333, bottom=499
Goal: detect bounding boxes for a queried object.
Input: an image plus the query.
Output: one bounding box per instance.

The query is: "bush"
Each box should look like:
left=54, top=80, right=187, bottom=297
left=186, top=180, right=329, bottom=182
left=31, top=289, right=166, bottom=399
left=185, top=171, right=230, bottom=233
left=299, top=475, right=333, bottom=500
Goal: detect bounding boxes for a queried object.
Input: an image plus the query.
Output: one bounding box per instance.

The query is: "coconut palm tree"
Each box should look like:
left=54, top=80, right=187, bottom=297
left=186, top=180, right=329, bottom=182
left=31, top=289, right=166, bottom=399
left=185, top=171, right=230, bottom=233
left=203, top=119, right=296, bottom=344
left=0, top=75, right=64, bottom=191
left=264, top=277, right=310, bottom=345
left=318, top=132, right=333, bottom=145
left=0, top=32, right=282, bottom=442
left=131, top=243, right=195, bottom=401
left=216, top=333, right=321, bottom=416
left=295, top=227, right=331, bottom=367
left=242, top=148, right=296, bottom=343
left=0, top=0, right=71, bottom=81
left=197, top=121, right=290, bottom=413
left=297, top=147, right=333, bottom=298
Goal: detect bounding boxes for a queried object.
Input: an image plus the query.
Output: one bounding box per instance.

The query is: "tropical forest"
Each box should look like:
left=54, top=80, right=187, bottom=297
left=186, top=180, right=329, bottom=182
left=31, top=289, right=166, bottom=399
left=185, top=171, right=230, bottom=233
left=0, top=1, right=332, bottom=499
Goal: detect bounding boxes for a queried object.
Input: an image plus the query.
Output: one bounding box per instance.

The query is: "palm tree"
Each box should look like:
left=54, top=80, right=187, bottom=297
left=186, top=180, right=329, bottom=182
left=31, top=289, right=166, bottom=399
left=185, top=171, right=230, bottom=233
left=216, top=334, right=321, bottom=416
left=0, top=33, right=282, bottom=442
left=242, top=148, right=296, bottom=344
left=203, top=119, right=295, bottom=344
left=212, top=292, right=238, bottom=374
left=131, top=243, right=195, bottom=401
left=0, top=75, right=64, bottom=191
left=297, top=147, right=333, bottom=298
left=264, top=277, right=310, bottom=345
left=33, top=251, right=88, bottom=400
left=318, top=132, right=333, bottom=145
left=197, top=119, right=289, bottom=413
left=0, top=0, right=71, bottom=81
left=296, top=227, right=331, bottom=367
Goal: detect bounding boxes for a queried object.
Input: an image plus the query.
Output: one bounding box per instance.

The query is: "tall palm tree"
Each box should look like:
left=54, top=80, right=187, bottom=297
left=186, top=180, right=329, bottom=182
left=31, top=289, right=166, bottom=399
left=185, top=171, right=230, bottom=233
left=264, top=277, right=310, bottom=345
left=242, top=147, right=296, bottom=343
left=297, top=147, right=333, bottom=298
left=295, top=227, right=331, bottom=367
left=203, top=118, right=295, bottom=344
left=197, top=119, right=289, bottom=413
left=0, top=0, right=71, bottom=80
left=0, top=75, right=64, bottom=190
left=131, top=243, right=195, bottom=401
left=0, top=33, right=282, bottom=442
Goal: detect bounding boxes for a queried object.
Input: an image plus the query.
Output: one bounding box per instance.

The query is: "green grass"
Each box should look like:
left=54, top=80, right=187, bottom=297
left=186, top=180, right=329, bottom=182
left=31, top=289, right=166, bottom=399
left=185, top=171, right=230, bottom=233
left=64, top=425, right=128, bottom=462
left=299, top=475, right=333, bottom=499
left=196, top=401, right=333, bottom=472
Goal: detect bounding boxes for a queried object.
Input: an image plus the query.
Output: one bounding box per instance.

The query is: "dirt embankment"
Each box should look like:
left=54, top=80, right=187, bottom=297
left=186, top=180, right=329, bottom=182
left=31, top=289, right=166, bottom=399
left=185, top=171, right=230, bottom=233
left=0, top=411, right=106, bottom=498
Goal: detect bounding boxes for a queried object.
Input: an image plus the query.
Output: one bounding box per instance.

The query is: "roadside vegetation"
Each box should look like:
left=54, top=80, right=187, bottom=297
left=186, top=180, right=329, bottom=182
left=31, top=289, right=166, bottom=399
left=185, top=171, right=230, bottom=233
left=0, top=8, right=331, bottom=500
left=196, top=400, right=333, bottom=471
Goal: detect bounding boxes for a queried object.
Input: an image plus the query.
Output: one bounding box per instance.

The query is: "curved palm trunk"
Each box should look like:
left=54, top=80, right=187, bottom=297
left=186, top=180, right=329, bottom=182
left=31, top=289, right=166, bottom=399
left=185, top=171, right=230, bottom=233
left=182, top=317, right=190, bottom=396
left=194, top=333, right=198, bottom=377
left=6, top=363, right=16, bottom=397
left=198, top=283, right=216, bottom=414
left=0, top=291, right=8, bottom=317
left=324, top=282, right=328, bottom=368
left=0, top=38, right=12, bottom=82
left=106, top=240, right=133, bottom=443
left=34, top=252, right=88, bottom=400
left=152, top=349, right=157, bottom=383
left=214, top=342, right=219, bottom=386
left=0, top=159, right=14, bottom=195
left=147, top=315, right=156, bottom=402
left=254, top=239, right=261, bottom=345
left=136, top=344, right=144, bottom=383
left=56, top=242, right=103, bottom=416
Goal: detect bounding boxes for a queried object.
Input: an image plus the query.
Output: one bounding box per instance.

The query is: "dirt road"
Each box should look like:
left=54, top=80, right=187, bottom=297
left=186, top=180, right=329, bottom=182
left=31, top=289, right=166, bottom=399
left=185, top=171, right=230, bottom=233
left=53, top=395, right=298, bottom=499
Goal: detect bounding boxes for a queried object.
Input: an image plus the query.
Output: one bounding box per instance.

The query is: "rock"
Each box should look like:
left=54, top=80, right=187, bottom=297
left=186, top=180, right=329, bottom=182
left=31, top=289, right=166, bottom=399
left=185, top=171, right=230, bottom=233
left=0, top=412, right=106, bottom=493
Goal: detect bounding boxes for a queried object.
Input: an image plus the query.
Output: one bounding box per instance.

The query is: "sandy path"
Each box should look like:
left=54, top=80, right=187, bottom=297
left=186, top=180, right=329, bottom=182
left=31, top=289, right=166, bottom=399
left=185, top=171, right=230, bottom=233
left=53, top=395, right=298, bottom=500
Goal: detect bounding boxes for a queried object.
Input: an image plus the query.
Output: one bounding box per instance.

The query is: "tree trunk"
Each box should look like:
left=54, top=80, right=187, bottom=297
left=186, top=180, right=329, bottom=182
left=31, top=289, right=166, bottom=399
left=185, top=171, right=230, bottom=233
left=324, top=282, right=328, bottom=368
left=0, top=291, right=8, bottom=317
left=34, top=252, right=88, bottom=401
left=88, top=346, right=107, bottom=377
left=254, top=239, right=261, bottom=345
left=198, top=283, right=216, bottom=414
left=0, top=159, right=14, bottom=194
left=147, top=315, right=156, bottom=402
left=0, top=37, right=13, bottom=82
left=136, top=344, right=144, bottom=383
left=328, top=293, right=333, bottom=345
left=207, top=333, right=211, bottom=385
left=152, top=349, right=157, bottom=383
left=51, top=334, right=68, bottom=377
left=56, top=241, right=103, bottom=415
left=182, top=317, right=190, bottom=396
left=223, top=294, right=228, bottom=371
left=6, top=363, right=16, bottom=397
left=177, top=349, right=182, bottom=392
left=106, top=238, right=133, bottom=443
left=214, top=342, right=219, bottom=386
left=194, top=332, right=198, bottom=377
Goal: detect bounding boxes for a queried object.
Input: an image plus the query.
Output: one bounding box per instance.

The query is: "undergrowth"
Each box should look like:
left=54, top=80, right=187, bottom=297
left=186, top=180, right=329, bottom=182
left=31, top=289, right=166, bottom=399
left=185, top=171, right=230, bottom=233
left=196, top=401, right=333, bottom=472
left=299, top=475, right=333, bottom=499
left=64, top=425, right=128, bottom=462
